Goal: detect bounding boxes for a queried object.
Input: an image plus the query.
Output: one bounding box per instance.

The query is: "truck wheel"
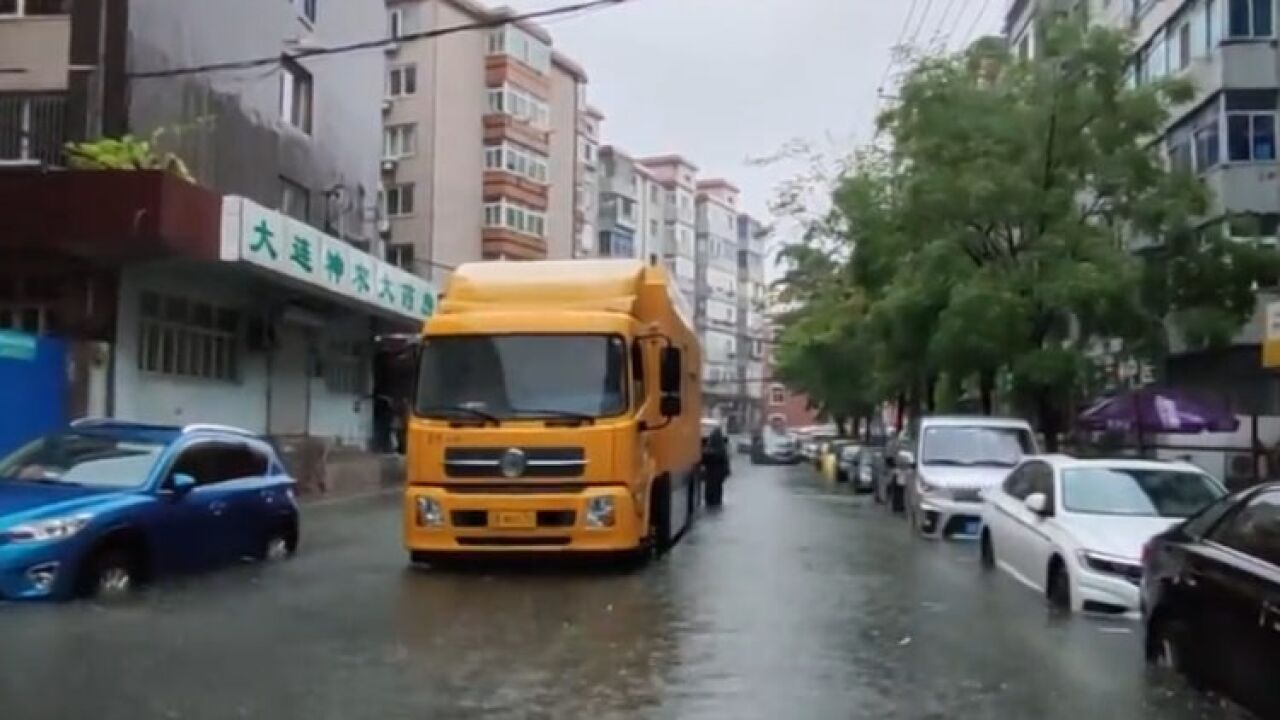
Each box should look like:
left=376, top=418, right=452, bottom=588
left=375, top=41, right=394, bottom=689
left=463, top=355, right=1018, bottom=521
left=649, top=480, right=672, bottom=556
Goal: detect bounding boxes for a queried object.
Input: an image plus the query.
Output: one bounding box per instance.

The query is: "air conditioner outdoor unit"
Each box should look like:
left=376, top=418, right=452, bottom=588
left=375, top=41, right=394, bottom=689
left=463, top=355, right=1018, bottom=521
left=377, top=219, right=391, bottom=235
left=381, top=159, right=397, bottom=173
left=381, top=99, right=393, bottom=113
left=383, top=42, right=400, bottom=55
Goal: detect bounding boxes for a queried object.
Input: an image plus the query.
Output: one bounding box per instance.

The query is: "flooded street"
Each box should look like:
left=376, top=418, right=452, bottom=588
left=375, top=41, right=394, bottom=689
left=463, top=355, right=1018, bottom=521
left=0, top=464, right=1247, bottom=719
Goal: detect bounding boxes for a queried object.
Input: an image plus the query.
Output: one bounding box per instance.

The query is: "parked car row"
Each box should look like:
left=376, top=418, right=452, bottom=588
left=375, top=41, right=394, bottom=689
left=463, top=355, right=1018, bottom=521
left=810, top=413, right=1275, bottom=717
left=0, top=420, right=299, bottom=602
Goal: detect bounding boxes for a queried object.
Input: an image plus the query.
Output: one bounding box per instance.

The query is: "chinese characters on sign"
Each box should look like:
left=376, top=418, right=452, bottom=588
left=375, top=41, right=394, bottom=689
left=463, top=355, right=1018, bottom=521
left=220, top=196, right=436, bottom=323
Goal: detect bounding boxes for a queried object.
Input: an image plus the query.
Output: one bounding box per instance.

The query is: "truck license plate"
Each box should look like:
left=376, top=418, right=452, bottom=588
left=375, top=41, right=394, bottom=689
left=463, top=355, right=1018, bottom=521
left=493, top=511, right=536, bottom=530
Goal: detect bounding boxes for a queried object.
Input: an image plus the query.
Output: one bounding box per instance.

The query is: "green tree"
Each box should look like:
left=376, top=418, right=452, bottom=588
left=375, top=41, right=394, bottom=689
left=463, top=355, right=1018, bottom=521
left=774, top=19, right=1276, bottom=448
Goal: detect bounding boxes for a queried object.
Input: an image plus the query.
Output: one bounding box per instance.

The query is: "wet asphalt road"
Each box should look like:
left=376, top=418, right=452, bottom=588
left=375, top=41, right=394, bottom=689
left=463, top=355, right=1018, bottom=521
left=0, top=463, right=1250, bottom=719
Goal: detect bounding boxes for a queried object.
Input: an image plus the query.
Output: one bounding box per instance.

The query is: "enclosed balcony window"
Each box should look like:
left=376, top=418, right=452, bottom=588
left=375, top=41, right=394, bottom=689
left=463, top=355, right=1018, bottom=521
left=0, top=0, right=71, bottom=16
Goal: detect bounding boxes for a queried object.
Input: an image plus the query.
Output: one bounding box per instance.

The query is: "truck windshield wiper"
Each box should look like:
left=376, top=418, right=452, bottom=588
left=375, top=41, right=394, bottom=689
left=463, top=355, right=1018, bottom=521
left=510, top=408, right=597, bottom=425
left=419, top=405, right=501, bottom=425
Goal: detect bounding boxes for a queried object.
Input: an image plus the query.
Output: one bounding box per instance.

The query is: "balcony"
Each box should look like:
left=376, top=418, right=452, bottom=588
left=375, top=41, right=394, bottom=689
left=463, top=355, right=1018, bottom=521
left=0, top=94, right=66, bottom=166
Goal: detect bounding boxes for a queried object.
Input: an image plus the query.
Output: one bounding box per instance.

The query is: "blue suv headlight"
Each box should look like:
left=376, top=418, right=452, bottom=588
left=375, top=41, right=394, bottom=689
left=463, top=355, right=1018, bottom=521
left=4, top=515, right=93, bottom=543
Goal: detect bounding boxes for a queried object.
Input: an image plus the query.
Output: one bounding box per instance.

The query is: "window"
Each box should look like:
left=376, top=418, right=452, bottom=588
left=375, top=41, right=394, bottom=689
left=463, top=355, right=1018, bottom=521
left=0, top=0, right=70, bottom=16
left=280, top=177, right=310, bottom=221
left=1177, top=21, right=1192, bottom=69
left=483, top=142, right=548, bottom=184
left=1, top=94, right=67, bottom=165
left=920, top=425, right=1034, bottom=466
left=383, top=182, right=415, bottom=217
left=482, top=200, right=547, bottom=238
left=0, top=305, right=49, bottom=334
left=768, top=381, right=788, bottom=404
left=1211, top=491, right=1280, bottom=566
left=416, top=335, right=627, bottom=419
left=387, top=243, right=414, bottom=270
left=630, top=341, right=646, bottom=410
left=137, top=292, right=240, bottom=382
left=169, top=443, right=268, bottom=487
left=1060, top=468, right=1225, bottom=517
left=383, top=123, right=417, bottom=159
left=387, top=7, right=403, bottom=38
left=486, top=85, right=549, bottom=129
left=279, top=60, right=313, bottom=133
left=0, top=431, right=166, bottom=489
left=649, top=219, right=659, bottom=238
left=487, top=27, right=551, bottom=74
left=1229, top=0, right=1273, bottom=38
left=387, top=64, right=417, bottom=98
left=1167, top=135, right=1194, bottom=173
left=290, top=0, right=317, bottom=24
left=1208, top=0, right=1222, bottom=46
left=1194, top=117, right=1221, bottom=169
left=1227, top=112, right=1277, bottom=162
left=324, top=343, right=365, bottom=394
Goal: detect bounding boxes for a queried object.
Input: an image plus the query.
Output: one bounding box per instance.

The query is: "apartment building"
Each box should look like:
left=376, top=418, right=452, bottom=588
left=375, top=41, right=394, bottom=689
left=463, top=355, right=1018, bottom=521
left=1, top=0, right=425, bottom=455
left=737, top=213, right=769, bottom=430
left=575, top=105, right=603, bottom=257
left=380, top=0, right=588, bottom=279
left=1007, top=0, right=1280, bottom=416
left=637, top=155, right=699, bottom=302
left=694, top=179, right=742, bottom=420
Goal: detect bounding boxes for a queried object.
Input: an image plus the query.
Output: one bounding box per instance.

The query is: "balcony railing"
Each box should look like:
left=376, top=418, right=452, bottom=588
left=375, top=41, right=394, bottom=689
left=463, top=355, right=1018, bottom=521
left=0, top=94, right=66, bottom=166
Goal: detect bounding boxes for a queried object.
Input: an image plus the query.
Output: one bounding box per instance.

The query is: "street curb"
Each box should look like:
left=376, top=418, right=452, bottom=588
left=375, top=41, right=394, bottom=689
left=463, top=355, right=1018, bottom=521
left=300, top=485, right=401, bottom=508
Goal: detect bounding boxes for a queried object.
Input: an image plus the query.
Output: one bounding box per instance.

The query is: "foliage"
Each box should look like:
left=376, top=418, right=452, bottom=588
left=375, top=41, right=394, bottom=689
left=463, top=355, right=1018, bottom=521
left=65, top=127, right=195, bottom=182
left=771, top=18, right=1278, bottom=446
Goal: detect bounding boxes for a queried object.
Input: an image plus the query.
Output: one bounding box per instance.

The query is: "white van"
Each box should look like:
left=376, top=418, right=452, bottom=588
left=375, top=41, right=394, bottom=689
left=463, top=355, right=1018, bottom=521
left=894, top=415, right=1039, bottom=540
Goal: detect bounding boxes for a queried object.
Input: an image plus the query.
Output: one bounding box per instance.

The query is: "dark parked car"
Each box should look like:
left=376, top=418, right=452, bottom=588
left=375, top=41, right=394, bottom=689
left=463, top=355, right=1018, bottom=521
left=1141, top=482, right=1280, bottom=717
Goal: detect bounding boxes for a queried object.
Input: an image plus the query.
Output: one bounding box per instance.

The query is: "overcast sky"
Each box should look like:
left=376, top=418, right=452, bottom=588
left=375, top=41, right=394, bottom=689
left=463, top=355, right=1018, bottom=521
left=502, top=0, right=1009, bottom=225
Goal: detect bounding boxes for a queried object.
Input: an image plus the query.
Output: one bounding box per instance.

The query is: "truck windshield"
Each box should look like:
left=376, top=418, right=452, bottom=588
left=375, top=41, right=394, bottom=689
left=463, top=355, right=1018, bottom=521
left=415, top=334, right=628, bottom=420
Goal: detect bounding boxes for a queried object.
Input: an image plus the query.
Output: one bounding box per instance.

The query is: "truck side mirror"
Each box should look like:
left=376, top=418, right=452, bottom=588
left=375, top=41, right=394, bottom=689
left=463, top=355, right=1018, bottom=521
left=659, top=347, right=682, bottom=417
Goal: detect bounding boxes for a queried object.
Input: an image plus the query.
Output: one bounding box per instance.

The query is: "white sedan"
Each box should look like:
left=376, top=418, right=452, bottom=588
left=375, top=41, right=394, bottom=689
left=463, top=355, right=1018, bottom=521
left=979, top=456, right=1226, bottom=615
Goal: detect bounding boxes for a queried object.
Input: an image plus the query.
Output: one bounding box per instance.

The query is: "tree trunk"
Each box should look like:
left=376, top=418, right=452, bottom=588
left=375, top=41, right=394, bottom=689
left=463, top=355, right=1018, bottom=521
left=895, top=393, right=906, bottom=431
left=925, top=375, right=938, bottom=414
left=979, top=369, right=995, bottom=416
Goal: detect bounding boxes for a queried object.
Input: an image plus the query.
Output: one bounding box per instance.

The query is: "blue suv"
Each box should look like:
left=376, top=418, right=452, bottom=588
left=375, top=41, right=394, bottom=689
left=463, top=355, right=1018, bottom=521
left=0, top=421, right=299, bottom=601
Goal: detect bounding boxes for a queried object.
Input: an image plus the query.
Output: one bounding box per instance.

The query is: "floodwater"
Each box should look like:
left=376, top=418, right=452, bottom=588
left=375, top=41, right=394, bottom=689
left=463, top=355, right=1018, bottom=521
left=0, top=463, right=1248, bottom=719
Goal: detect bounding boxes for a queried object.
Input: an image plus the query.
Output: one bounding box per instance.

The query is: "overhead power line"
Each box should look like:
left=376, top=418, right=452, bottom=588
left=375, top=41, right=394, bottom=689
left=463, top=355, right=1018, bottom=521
left=129, top=0, right=634, bottom=80
left=905, top=0, right=939, bottom=50
left=961, top=0, right=997, bottom=48
left=929, top=0, right=965, bottom=49
left=876, top=0, right=922, bottom=96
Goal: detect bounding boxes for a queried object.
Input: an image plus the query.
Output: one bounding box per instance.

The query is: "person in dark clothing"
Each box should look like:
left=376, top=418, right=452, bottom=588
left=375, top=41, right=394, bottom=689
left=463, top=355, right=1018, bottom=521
left=702, top=427, right=731, bottom=506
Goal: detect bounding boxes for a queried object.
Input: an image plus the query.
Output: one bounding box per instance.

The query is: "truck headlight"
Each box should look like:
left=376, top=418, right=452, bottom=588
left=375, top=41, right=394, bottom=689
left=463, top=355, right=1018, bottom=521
left=415, top=497, right=444, bottom=527
left=585, top=497, right=616, bottom=528
left=4, top=515, right=92, bottom=543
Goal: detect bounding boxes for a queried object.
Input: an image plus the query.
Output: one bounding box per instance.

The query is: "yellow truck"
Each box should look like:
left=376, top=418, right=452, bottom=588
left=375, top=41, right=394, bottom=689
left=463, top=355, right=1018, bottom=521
left=403, top=259, right=703, bottom=560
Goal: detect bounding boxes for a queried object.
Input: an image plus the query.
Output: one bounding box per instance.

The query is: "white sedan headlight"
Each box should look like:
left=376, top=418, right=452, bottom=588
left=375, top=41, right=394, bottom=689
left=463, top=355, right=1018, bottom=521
left=4, top=515, right=93, bottom=543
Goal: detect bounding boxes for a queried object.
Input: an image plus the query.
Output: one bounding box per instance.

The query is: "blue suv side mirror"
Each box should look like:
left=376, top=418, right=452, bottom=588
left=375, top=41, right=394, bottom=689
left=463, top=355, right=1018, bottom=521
left=169, top=473, right=197, bottom=495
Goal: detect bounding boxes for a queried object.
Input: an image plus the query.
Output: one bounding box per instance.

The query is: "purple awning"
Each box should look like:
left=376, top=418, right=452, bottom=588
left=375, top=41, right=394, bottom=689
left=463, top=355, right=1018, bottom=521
left=1078, top=388, right=1240, bottom=434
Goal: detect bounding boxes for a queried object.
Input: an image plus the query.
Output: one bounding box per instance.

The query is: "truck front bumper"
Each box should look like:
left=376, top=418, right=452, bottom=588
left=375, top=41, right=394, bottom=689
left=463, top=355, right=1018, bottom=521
left=403, top=485, right=646, bottom=553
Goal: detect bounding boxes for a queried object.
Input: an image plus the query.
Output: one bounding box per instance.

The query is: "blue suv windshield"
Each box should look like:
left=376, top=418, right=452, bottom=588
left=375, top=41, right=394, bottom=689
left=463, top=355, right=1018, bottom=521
left=0, top=432, right=166, bottom=489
